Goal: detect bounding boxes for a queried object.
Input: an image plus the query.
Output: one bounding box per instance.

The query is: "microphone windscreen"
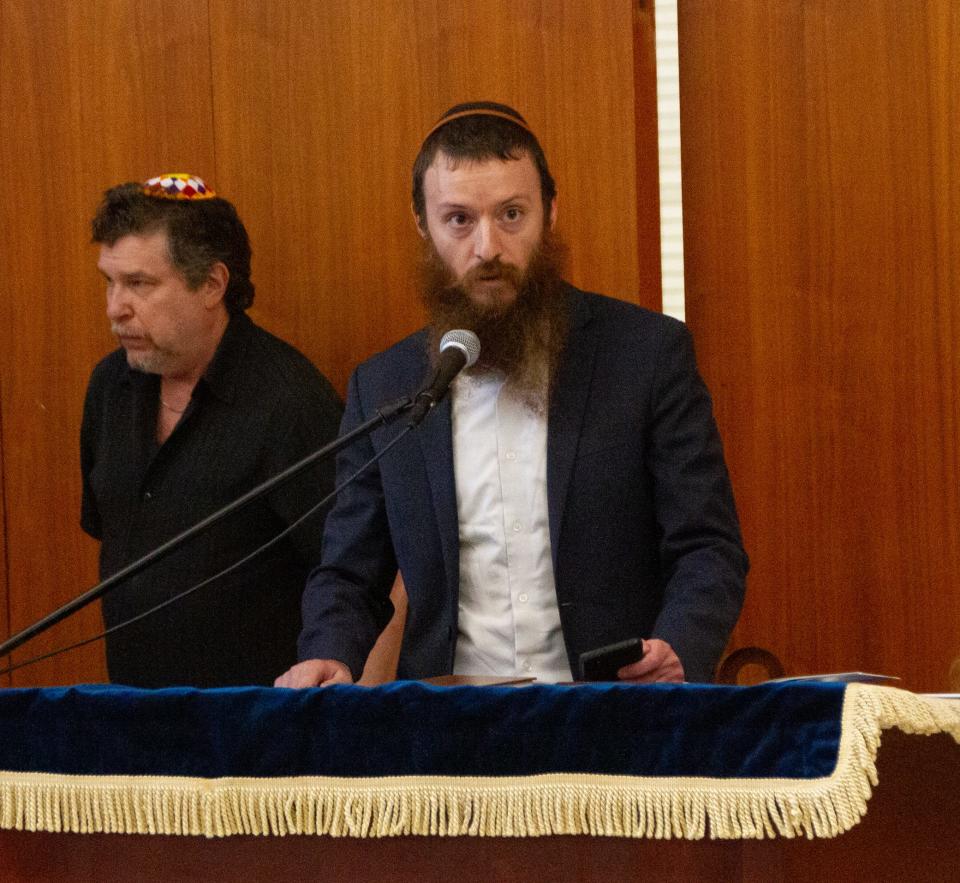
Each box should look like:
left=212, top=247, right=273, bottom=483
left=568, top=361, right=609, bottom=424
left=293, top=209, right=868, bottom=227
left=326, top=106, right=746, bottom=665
left=439, top=329, right=481, bottom=368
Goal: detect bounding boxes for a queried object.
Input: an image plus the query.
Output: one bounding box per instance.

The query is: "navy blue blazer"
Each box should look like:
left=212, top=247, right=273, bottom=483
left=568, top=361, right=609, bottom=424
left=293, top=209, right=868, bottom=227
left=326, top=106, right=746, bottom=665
left=299, top=285, right=747, bottom=682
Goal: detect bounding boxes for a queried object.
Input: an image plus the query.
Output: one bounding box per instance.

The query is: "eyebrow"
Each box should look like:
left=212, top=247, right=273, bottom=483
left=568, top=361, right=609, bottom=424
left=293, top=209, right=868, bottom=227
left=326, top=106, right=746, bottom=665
left=435, top=193, right=533, bottom=212
left=97, top=268, right=159, bottom=282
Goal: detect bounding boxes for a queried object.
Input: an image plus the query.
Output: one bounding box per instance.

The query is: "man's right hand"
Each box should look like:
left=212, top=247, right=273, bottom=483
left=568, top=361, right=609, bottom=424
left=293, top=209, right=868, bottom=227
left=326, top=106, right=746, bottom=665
left=274, top=659, right=353, bottom=688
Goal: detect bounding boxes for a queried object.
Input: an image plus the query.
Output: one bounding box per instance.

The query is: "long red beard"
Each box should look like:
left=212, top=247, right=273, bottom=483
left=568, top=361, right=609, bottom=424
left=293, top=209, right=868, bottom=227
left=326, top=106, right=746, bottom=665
left=418, top=228, right=570, bottom=408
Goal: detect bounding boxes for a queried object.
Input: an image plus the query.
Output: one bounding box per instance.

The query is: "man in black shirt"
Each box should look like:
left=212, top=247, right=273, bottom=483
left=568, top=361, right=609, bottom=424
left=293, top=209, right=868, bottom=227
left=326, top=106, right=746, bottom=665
left=82, top=174, right=342, bottom=687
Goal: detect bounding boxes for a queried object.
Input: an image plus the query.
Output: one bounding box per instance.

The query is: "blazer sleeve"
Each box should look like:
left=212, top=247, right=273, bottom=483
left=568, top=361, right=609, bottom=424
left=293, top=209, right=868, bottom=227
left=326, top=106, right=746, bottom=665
left=297, top=367, right=399, bottom=679
left=645, top=320, right=749, bottom=682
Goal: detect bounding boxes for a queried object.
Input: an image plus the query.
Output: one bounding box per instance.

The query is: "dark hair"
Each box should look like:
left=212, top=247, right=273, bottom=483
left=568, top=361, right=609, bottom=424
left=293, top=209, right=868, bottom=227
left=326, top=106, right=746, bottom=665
left=412, top=101, right=557, bottom=227
left=91, top=183, right=255, bottom=313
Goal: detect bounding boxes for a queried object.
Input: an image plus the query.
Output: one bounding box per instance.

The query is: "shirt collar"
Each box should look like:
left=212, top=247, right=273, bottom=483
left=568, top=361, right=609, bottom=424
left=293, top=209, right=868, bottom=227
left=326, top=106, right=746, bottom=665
left=117, top=311, right=253, bottom=406
left=197, top=311, right=254, bottom=405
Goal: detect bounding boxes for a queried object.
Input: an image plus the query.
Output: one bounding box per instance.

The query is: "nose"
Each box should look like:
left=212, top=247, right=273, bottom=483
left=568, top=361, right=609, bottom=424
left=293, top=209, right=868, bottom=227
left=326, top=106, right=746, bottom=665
left=105, top=285, right=132, bottom=322
left=473, top=218, right=502, bottom=263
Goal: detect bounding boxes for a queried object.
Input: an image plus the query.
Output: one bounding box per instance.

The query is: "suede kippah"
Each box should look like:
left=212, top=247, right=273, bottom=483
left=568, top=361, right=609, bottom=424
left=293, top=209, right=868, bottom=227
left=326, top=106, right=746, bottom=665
left=142, top=173, right=216, bottom=200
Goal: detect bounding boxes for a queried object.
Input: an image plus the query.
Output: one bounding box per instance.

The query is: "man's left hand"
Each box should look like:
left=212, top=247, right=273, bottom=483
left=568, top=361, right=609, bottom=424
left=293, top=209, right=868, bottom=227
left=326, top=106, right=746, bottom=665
left=617, top=639, right=684, bottom=683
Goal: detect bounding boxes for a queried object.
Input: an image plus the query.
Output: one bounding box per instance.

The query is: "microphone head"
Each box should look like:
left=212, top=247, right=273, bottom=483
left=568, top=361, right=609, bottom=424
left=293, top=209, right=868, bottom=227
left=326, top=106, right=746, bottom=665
left=439, top=329, right=481, bottom=368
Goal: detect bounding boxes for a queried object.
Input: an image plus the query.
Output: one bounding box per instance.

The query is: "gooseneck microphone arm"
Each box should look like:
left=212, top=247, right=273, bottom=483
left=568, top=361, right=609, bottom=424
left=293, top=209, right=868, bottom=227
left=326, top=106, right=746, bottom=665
left=0, top=394, right=414, bottom=661
left=1, top=328, right=481, bottom=664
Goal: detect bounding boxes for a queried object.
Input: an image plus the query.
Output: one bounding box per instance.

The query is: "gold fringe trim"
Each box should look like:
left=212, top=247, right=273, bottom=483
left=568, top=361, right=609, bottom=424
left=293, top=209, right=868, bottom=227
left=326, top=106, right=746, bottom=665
left=1, top=685, right=957, bottom=840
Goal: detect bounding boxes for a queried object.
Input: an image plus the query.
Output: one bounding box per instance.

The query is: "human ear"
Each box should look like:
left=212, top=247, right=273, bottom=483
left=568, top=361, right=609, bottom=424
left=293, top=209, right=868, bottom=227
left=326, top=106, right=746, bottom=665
left=411, top=202, right=428, bottom=239
left=202, top=262, right=229, bottom=308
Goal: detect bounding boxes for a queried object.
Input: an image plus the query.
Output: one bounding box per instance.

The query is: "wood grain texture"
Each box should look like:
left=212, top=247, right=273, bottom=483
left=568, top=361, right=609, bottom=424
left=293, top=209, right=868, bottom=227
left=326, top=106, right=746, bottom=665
left=0, top=374, right=8, bottom=688
left=679, top=1, right=960, bottom=691
left=632, top=0, right=663, bottom=303
left=0, top=0, right=218, bottom=685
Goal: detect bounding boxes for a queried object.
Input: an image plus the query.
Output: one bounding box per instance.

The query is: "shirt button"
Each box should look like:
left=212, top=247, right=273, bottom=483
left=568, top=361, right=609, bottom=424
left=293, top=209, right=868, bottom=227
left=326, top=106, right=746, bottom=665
left=522, top=661, right=532, bottom=671
left=518, top=593, right=528, bottom=603
left=512, top=521, right=522, bottom=532
left=143, top=491, right=152, bottom=501
left=505, top=450, right=517, bottom=461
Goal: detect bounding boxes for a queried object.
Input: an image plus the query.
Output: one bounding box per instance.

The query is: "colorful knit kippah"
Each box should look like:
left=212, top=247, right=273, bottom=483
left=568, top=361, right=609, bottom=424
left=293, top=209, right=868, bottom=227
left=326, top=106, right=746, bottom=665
left=142, top=173, right=216, bottom=200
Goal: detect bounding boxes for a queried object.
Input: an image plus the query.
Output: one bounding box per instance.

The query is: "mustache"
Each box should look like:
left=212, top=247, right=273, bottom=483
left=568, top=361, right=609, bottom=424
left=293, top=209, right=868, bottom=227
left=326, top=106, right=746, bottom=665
left=460, top=258, right=523, bottom=289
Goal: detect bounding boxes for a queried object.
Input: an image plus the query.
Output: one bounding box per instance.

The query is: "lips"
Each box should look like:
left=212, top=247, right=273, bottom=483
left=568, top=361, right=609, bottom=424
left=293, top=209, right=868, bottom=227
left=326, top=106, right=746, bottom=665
left=466, top=261, right=519, bottom=288
left=116, top=334, right=148, bottom=349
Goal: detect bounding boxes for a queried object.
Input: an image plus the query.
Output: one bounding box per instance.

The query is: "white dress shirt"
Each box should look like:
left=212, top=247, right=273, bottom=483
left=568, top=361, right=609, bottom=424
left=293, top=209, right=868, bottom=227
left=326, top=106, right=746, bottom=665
left=450, top=371, right=572, bottom=682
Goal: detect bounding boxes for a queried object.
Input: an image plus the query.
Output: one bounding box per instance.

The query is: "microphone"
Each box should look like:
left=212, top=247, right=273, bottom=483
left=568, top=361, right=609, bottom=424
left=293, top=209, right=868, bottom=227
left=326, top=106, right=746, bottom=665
left=407, top=329, right=481, bottom=426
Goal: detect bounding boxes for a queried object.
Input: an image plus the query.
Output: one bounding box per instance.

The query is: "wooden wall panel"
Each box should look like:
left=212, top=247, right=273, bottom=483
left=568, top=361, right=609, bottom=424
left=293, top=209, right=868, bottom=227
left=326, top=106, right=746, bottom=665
left=679, top=1, right=960, bottom=691
left=208, top=0, right=647, bottom=393
left=0, top=388, right=8, bottom=688
left=0, top=0, right=6, bottom=688
left=632, top=0, right=663, bottom=303
left=0, top=0, right=218, bottom=685
left=0, top=0, right=658, bottom=686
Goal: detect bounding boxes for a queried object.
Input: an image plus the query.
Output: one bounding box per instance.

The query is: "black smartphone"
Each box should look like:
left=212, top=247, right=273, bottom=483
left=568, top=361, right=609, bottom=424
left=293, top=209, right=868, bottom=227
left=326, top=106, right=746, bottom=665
left=578, top=637, right=645, bottom=682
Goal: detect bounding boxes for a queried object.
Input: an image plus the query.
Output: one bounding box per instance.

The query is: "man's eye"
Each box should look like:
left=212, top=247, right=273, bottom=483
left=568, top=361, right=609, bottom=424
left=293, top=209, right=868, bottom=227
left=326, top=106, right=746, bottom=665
left=448, top=213, right=470, bottom=227
left=503, top=207, right=523, bottom=222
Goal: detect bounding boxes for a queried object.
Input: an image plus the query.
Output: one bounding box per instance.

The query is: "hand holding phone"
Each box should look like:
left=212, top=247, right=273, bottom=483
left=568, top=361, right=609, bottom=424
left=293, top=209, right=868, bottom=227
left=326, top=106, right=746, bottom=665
left=578, top=637, right=645, bottom=682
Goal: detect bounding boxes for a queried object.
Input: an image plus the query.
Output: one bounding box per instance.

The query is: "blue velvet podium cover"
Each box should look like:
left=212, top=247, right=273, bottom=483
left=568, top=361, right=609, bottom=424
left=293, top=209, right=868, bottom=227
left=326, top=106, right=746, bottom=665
left=0, top=681, right=956, bottom=839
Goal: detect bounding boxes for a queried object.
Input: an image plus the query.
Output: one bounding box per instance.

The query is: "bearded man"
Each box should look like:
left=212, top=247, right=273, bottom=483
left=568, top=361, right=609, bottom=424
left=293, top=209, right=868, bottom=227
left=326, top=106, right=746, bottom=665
left=277, top=103, right=747, bottom=687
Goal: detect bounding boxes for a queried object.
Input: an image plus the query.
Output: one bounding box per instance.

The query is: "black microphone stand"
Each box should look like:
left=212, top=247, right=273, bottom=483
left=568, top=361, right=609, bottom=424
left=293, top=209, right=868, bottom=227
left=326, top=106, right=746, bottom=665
left=0, top=396, right=413, bottom=661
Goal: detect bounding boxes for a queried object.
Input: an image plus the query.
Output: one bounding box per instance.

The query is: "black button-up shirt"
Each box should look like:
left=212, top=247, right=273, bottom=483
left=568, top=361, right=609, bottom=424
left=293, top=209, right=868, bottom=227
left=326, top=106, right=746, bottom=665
left=81, top=312, right=342, bottom=687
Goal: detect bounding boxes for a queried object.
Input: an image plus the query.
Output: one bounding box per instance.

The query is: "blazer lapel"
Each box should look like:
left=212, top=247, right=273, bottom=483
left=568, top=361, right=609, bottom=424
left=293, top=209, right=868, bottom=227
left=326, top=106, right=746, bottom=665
left=417, top=396, right=460, bottom=600
left=547, top=288, right=598, bottom=577
left=413, top=287, right=597, bottom=604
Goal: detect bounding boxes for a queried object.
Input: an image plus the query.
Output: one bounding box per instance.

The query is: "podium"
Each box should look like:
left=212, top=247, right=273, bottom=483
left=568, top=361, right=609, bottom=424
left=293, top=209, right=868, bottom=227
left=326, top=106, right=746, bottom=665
left=1, top=682, right=958, bottom=881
